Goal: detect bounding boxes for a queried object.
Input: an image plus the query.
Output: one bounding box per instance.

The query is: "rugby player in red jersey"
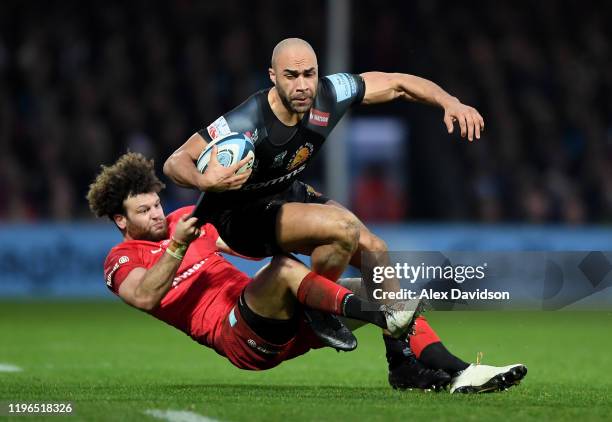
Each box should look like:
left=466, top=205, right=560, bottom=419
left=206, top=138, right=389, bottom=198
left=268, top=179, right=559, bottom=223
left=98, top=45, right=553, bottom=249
left=87, top=152, right=449, bottom=379
left=164, top=38, right=526, bottom=392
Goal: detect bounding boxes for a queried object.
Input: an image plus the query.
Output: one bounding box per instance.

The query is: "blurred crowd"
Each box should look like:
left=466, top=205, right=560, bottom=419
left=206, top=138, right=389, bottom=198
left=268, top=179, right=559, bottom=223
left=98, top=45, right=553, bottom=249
left=1, top=0, right=610, bottom=224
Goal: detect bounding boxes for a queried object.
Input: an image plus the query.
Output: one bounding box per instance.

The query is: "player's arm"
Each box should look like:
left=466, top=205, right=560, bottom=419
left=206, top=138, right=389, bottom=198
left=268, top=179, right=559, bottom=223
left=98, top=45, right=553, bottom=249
left=116, top=215, right=201, bottom=311
left=215, top=236, right=263, bottom=261
left=360, top=71, right=484, bottom=141
left=163, top=132, right=252, bottom=192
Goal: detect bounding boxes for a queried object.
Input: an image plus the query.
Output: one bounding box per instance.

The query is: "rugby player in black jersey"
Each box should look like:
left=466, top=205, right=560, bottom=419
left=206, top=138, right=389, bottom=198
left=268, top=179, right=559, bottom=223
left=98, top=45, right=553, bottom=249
left=164, top=38, right=526, bottom=393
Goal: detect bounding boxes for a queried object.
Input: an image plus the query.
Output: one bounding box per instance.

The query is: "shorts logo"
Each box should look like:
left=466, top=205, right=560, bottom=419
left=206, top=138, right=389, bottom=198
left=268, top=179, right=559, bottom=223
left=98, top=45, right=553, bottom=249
left=287, top=143, right=314, bottom=171
left=229, top=308, right=238, bottom=327
left=271, top=150, right=287, bottom=168
left=246, top=338, right=279, bottom=355
left=309, top=109, right=330, bottom=127
left=118, top=256, right=129, bottom=264
left=207, top=116, right=231, bottom=140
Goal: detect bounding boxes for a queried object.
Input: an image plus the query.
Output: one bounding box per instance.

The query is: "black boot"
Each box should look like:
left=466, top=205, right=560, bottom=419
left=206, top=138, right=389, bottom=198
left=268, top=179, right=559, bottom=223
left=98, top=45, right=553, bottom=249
left=304, top=308, right=357, bottom=352
left=384, top=335, right=451, bottom=391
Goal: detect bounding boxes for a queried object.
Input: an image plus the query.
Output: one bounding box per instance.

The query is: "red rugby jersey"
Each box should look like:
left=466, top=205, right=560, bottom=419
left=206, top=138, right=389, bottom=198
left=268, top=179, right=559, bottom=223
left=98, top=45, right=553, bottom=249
left=103, top=206, right=250, bottom=346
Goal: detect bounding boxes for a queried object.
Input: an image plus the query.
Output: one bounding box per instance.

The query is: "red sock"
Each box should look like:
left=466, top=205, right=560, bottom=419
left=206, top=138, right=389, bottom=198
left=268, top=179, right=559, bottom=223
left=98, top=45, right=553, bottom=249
left=296, top=272, right=353, bottom=315
left=409, top=316, right=441, bottom=358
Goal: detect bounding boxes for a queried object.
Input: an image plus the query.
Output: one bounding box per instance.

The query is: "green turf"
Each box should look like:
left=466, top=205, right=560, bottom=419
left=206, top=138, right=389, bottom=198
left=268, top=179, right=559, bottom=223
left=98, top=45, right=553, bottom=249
left=1, top=302, right=611, bottom=421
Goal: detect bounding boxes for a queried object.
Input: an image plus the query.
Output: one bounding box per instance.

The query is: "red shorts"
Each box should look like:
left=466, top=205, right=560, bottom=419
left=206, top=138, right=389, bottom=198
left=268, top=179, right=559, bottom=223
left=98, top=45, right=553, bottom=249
left=212, top=299, right=324, bottom=371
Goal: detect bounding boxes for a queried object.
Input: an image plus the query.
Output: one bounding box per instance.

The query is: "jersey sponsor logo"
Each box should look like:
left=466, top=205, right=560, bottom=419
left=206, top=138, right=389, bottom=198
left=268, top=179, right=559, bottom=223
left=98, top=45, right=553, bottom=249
left=309, top=108, right=330, bottom=127
left=326, top=73, right=357, bottom=102
left=105, top=262, right=120, bottom=287
left=271, top=150, right=287, bottom=168
left=242, top=164, right=307, bottom=190
left=206, top=116, right=231, bottom=140
left=172, top=258, right=209, bottom=287
left=105, top=255, right=129, bottom=287
left=287, top=143, right=314, bottom=171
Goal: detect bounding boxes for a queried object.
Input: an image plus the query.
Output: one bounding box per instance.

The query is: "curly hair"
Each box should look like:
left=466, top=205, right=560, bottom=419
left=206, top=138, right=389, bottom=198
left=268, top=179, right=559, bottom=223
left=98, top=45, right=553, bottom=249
left=87, top=152, right=165, bottom=219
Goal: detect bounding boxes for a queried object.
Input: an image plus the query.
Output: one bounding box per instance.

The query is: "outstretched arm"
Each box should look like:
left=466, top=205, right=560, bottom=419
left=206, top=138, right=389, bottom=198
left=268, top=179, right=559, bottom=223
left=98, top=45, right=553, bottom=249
left=360, top=72, right=484, bottom=141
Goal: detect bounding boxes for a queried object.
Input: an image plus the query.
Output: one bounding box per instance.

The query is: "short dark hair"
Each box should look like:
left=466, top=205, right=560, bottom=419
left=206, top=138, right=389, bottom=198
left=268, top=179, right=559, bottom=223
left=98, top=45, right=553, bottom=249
left=87, top=152, right=165, bottom=219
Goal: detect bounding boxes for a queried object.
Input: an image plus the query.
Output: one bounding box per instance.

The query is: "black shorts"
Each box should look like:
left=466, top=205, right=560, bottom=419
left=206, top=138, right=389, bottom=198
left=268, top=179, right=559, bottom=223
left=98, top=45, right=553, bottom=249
left=202, top=181, right=329, bottom=257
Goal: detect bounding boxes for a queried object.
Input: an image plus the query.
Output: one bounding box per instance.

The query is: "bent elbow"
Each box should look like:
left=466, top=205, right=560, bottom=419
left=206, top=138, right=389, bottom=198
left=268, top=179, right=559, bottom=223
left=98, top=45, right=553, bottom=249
left=132, top=297, right=161, bottom=313
left=162, top=154, right=176, bottom=178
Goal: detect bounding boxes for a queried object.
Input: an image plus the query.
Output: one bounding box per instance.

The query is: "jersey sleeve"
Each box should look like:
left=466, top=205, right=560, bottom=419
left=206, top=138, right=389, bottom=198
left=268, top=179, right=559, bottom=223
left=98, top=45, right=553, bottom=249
left=322, top=73, right=366, bottom=107
left=103, top=246, right=143, bottom=293
left=203, top=223, right=220, bottom=243
left=166, top=206, right=195, bottom=225
left=197, top=92, right=264, bottom=143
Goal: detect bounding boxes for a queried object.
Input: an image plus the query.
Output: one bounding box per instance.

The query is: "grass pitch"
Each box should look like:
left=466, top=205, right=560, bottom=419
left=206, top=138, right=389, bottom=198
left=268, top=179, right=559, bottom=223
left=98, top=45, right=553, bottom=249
left=1, top=302, right=611, bottom=421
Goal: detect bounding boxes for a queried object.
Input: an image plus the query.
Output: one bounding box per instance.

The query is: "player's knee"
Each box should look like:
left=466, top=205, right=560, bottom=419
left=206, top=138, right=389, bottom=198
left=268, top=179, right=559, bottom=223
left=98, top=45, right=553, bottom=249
left=360, top=232, right=388, bottom=253
left=333, top=215, right=360, bottom=254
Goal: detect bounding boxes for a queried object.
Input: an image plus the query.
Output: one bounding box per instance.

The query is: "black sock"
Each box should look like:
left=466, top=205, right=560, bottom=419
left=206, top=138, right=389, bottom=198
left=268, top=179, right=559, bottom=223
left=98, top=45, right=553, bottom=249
left=341, top=294, right=387, bottom=329
left=383, top=334, right=412, bottom=369
left=418, top=341, right=469, bottom=375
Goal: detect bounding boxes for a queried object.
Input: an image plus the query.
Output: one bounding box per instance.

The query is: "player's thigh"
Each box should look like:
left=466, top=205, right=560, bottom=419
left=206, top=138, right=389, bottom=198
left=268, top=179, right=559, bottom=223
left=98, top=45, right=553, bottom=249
left=276, top=202, right=360, bottom=255
left=244, top=256, right=310, bottom=320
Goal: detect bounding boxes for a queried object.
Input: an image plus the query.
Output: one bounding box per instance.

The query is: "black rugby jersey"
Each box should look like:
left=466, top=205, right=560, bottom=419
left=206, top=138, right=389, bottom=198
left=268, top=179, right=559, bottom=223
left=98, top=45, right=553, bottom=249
left=197, top=73, right=366, bottom=202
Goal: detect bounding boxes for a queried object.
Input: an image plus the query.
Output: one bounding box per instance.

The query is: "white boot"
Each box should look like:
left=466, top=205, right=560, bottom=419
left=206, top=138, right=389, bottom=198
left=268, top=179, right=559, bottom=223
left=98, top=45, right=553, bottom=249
left=450, top=363, right=527, bottom=393
left=381, top=299, right=424, bottom=338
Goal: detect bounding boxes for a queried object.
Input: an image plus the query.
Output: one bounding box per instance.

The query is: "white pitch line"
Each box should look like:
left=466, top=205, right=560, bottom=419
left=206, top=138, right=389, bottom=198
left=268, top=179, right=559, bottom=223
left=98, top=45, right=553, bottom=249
left=0, top=363, right=22, bottom=372
left=144, top=409, right=222, bottom=422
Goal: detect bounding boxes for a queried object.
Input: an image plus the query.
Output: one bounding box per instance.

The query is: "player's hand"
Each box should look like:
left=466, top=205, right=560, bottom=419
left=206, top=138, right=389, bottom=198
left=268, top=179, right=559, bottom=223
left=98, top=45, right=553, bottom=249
left=442, top=98, right=485, bottom=142
left=173, top=214, right=201, bottom=245
left=197, top=146, right=253, bottom=192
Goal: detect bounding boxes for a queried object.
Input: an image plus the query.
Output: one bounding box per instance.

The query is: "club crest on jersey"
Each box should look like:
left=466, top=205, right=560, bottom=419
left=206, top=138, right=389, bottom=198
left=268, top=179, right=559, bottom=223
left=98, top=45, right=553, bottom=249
left=271, top=150, right=287, bottom=168
left=305, top=184, right=322, bottom=198
left=287, top=143, right=314, bottom=171
left=309, top=108, right=330, bottom=127
left=244, top=128, right=259, bottom=142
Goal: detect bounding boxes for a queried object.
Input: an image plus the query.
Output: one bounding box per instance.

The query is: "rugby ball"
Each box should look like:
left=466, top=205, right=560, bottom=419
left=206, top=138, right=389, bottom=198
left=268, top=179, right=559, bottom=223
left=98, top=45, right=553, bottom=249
left=196, top=132, right=255, bottom=175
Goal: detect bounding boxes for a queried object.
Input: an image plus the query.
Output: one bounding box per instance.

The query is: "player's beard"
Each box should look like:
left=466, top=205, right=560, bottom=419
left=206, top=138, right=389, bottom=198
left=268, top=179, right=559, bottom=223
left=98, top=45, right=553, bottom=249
left=127, top=220, right=169, bottom=242
left=277, top=85, right=313, bottom=114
